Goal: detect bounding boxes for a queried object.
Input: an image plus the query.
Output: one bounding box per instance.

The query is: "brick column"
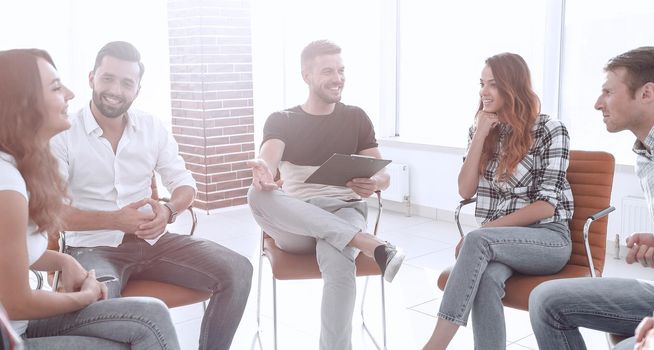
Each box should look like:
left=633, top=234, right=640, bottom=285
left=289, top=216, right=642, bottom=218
left=167, top=0, right=254, bottom=210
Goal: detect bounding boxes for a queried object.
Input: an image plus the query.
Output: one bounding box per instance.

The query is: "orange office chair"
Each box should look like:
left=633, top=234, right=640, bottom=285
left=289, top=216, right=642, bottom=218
left=50, top=176, right=210, bottom=308
left=438, top=150, right=615, bottom=310
left=255, top=191, right=388, bottom=350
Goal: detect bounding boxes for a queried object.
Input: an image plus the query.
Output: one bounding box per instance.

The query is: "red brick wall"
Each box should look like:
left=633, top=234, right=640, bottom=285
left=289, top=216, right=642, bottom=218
left=167, top=0, right=254, bottom=210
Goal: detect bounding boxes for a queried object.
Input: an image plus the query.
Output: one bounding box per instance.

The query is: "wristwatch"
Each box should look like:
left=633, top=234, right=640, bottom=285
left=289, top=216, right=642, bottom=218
left=163, top=202, right=178, bottom=224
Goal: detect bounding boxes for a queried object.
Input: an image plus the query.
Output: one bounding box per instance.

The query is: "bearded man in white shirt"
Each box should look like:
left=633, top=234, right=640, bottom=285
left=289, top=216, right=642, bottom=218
left=50, top=41, right=252, bottom=350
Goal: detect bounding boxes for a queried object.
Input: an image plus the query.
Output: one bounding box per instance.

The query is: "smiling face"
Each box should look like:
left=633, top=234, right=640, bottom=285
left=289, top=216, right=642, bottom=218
left=89, top=55, right=140, bottom=119
left=36, top=57, right=74, bottom=140
left=595, top=67, right=641, bottom=133
left=303, top=53, right=345, bottom=105
left=479, top=65, right=505, bottom=113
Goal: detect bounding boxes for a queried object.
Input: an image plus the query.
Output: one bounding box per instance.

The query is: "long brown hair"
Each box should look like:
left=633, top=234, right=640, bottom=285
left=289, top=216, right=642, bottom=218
left=0, top=49, right=68, bottom=234
left=478, top=53, right=540, bottom=180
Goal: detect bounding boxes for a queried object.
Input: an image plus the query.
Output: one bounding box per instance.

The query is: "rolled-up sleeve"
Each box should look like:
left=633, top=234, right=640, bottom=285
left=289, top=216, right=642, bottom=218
left=154, top=119, right=197, bottom=193
left=534, top=120, right=570, bottom=208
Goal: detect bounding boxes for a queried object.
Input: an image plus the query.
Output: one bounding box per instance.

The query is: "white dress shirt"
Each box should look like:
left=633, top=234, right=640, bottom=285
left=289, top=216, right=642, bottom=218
left=50, top=104, right=197, bottom=247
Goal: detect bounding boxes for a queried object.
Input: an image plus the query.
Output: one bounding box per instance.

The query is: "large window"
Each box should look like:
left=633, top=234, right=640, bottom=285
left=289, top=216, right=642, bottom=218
left=0, top=1, right=172, bottom=128
left=251, top=0, right=384, bottom=142
left=559, top=0, right=654, bottom=165
left=397, top=0, right=551, bottom=148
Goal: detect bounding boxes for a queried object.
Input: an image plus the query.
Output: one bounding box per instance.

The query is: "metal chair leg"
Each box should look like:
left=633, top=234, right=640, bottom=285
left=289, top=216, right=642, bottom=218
left=360, top=276, right=387, bottom=350
left=253, top=248, right=264, bottom=349
left=272, top=277, right=278, bottom=350
left=381, top=275, right=387, bottom=349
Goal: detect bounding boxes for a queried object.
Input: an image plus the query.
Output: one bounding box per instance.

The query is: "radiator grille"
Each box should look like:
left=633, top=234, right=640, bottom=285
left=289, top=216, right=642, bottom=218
left=621, top=196, right=654, bottom=235
left=384, top=163, right=410, bottom=203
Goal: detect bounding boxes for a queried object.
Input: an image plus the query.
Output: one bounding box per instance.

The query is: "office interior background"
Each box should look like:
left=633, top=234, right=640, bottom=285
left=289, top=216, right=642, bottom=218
left=4, top=0, right=653, bottom=232
left=3, top=0, right=654, bottom=348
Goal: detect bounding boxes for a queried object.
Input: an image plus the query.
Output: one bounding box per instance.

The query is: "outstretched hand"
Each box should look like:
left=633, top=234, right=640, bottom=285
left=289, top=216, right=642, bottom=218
left=626, top=233, right=654, bottom=268
left=247, top=159, right=283, bottom=191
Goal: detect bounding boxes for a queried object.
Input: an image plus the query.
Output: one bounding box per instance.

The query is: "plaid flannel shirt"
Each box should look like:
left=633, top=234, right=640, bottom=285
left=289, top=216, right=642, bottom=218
left=468, top=114, right=574, bottom=225
left=633, top=126, right=654, bottom=221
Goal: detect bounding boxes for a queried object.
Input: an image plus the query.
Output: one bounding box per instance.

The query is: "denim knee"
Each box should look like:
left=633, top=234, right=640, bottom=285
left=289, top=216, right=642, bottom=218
left=477, top=265, right=509, bottom=297
left=227, top=254, right=253, bottom=292
left=529, top=280, right=564, bottom=320
left=128, top=297, right=171, bottom=319
left=461, top=229, right=491, bottom=255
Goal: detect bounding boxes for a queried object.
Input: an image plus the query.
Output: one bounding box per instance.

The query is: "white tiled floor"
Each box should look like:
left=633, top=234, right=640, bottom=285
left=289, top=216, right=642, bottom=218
left=166, top=204, right=646, bottom=350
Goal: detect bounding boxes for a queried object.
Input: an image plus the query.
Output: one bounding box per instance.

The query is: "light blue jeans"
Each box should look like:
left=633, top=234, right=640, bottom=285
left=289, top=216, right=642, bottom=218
left=438, top=221, right=571, bottom=350
left=248, top=187, right=367, bottom=350
left=530, top=277, right=654, bottom=349
left=24, top=297, right=179, bottom=349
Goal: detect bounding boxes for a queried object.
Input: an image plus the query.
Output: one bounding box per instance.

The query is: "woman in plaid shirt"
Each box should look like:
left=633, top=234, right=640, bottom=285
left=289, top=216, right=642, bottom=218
left=423, top=53, right=574, bottom=350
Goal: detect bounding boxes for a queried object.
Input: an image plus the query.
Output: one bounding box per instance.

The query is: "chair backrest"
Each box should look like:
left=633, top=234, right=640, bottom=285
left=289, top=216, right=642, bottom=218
left=566, top=150, right=615, bottom=275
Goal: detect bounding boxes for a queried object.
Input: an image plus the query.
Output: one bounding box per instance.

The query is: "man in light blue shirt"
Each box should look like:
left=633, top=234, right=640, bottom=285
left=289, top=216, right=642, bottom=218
left=529, top=46, right=654, bottom=350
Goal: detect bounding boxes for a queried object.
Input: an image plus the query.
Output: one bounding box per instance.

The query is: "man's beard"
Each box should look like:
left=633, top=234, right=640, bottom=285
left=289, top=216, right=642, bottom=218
left=313, top=85, right=342, bottom=104
left=92, top=91, right=133, bottom=118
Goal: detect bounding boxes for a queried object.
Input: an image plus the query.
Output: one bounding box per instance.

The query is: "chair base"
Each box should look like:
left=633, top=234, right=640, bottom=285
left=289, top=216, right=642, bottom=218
left=255, top=268, right=388, bottom=350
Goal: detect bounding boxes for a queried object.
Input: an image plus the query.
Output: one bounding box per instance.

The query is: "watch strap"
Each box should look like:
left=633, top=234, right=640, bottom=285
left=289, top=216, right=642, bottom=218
left=163, top=202, right=178, bottom=224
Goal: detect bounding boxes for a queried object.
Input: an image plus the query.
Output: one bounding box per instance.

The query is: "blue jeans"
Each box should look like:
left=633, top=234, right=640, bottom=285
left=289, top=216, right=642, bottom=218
left=529, top=277, right=654, bottom=349
left=67, top=232, right=253, bottom=350
left=438, top=221, right=571, bottom=350
left=24, top=297, right=178, bottom=349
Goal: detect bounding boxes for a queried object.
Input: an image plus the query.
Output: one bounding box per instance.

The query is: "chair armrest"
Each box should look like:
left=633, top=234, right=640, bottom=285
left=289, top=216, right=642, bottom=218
left=52, top=231, right=66, bottom=291
left=583, top=206, right=615, bottom=278
left=455, top=197, right=477, bottom=238
left=29, top=268, right=43, bottom=290
left=588, top=207, right=615, bottom=221
left=372, top=191, right=382, bottom=236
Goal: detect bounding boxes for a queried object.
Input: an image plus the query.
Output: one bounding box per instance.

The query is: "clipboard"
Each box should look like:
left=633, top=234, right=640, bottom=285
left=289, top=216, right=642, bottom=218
left=304, top=153, right=391, bottom=187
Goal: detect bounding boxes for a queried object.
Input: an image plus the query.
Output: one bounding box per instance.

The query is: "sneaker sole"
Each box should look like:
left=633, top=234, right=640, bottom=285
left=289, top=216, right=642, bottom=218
left=383, top=249, right=405, bottom=282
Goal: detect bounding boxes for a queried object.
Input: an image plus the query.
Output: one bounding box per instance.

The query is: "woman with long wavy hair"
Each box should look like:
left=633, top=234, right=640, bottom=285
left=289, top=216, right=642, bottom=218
left=422, top=53, right=574, bottom=350
left=0, top=48, right=180, bottom=349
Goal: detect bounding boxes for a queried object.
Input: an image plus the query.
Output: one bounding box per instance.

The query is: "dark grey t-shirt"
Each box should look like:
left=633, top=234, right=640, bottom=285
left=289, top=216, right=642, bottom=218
left=262, top=102, right=378, bottom=199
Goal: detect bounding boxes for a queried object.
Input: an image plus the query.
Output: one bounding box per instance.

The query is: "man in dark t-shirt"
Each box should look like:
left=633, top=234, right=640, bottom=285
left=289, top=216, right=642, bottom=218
left=247, top=40, right=405, bottom=350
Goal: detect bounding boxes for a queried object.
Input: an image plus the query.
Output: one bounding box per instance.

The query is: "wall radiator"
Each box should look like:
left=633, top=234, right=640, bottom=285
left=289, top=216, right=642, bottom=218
left=621, top=196, right=654, bottom=236
left=384, top=163, right=411, bottom=216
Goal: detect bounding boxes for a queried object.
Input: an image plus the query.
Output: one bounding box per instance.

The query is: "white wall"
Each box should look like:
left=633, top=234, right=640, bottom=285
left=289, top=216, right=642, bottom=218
left=251, top=0, right=385, bottom=149
left=0, top=0, right=172, bottom=128
left=379, top=140, right=645, bottom=239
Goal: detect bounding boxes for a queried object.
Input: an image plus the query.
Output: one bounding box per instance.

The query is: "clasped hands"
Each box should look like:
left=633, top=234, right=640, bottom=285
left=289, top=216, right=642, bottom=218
left=114, top=198, right=168, bottom=239
left=60, top=255, right=107, bottom=302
